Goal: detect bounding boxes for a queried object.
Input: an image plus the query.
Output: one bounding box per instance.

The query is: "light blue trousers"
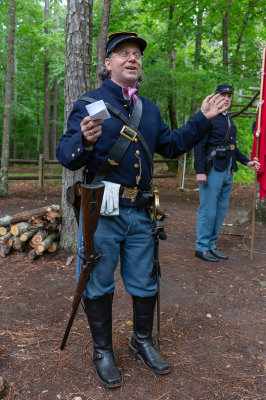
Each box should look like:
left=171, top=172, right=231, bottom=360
left=196, top=164, right=233, bottom=251
left=76, top=207, right=157, bottom=299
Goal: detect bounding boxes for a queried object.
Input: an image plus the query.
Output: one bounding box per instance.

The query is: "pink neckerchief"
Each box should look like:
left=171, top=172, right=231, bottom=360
left=122, top=82, right=140, bottom=105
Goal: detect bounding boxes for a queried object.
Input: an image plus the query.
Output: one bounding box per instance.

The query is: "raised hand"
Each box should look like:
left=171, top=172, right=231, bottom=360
left=201, top=93, right=228, bottom=120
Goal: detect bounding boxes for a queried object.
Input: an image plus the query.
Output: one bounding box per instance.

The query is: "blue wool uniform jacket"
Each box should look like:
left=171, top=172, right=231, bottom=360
left=194, top=113, right=250, bottom=174
left=57, top=79, right=213, bottom=205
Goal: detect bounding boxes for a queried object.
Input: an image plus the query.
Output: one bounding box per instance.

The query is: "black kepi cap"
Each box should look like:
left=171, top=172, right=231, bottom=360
left=106, top=31, right=147, bottom=55
left=215, top=84, right=234, bottom=94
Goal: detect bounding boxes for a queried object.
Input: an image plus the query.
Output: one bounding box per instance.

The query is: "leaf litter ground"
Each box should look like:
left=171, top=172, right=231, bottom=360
left=0, top=174, right=265, bottom=400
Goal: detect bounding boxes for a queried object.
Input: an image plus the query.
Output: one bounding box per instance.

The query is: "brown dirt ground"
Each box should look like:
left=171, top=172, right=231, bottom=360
left=0, top=171, right=265, bottom=400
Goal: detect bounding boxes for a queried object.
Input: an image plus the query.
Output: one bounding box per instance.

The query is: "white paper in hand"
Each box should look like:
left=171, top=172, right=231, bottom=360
left=85, top=100, right=111, bottom=121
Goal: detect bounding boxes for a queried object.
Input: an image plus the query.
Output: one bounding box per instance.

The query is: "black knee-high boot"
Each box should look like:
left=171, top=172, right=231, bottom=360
left=83, top=294, right=122, bottom=388
left=129, top=295, right=170, bottom=374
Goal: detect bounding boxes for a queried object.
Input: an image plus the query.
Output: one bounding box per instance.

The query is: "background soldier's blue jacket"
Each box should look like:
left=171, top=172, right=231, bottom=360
left=194, top=113, right=250, bottom=174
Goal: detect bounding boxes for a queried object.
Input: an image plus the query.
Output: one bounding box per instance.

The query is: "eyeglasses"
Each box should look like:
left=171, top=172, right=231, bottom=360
left=114, top=50, right=143, bottom=60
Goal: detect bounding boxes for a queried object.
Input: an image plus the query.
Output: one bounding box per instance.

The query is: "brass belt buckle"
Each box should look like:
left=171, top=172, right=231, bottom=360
left=121, top=186, right=139, bottom=202
left=120, top=125, right=137, bottom=141
left=229, top=144, right=235, bottom=151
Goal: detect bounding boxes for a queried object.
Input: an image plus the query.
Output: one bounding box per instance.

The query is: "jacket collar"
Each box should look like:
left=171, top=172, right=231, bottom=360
left=102, top=78, right=126, bottom=99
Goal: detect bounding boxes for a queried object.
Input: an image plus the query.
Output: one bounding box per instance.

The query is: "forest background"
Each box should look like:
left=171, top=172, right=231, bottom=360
left=0, top=0, right=265, bottom=182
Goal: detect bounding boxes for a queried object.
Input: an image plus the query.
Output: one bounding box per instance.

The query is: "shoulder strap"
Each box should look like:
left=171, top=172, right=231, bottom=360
left=220, top=115, right=231, bottom=145
left=78, top=95, right=153, bottom=184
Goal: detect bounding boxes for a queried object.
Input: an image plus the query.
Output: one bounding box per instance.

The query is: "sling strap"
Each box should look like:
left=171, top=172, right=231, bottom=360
left=78, top=95, right=153, bottom=185
left=221, top=114, right=231, bottom=145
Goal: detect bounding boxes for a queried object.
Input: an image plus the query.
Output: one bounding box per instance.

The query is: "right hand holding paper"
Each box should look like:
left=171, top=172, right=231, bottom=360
left=85, top=100, right=111, bottom=121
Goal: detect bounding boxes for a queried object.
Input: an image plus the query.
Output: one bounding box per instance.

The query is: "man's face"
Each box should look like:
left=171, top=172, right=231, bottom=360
left=220, top=92, right=232, bottom=111
left=105, top=42, right=142, bottom=87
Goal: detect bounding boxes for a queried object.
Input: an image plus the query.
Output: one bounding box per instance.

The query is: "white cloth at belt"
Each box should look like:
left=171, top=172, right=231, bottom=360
left=100, top=181, right=121, bottom=216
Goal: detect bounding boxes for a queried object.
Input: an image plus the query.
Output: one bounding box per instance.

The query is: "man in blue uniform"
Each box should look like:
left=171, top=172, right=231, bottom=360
left=56, top=32, right=228, bottom=388
left=194, top=84, right=260, bottom=262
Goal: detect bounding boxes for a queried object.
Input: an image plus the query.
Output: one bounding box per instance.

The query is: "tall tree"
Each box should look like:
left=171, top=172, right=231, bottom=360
left=190, top=3, right=203, bottom=116
left=50, top=78, right=58, bottom=160
left=95, top=0, right=111, bottom=89
left=232, top=1, right=256, bottom=74
left=12, top=57, right=17, bottom=158
left=61, top=0, right=93, bottom=251
left=36, top=81, right=41, bottom=157
left=167, top=5, right=178, bottom=130
left=43, top=0, right=50, bottom=160
left=0, top=0, right=16, bottom=197
left=49, top=12, right=60, bottom=160
left=222, top=0, right=231, bottom=71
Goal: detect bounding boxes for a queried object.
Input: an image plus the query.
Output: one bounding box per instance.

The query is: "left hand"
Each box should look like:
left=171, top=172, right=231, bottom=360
left=197, top=173, right=207, bottom=184
left=201, top=93, right=228, bottom=119
left=247, top=160, right=260, bottom=171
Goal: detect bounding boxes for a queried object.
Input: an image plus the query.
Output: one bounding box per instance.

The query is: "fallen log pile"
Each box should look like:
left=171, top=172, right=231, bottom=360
left=0, top=205, right=61, bottom=259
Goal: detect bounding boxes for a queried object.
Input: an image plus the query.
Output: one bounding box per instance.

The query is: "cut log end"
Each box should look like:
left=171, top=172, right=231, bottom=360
left=1, top=205, right=61, bottom=260
left=11, top=222, right=30, bottom=237
left=47, top=241, right=59, bottom=253
left=0, top=227, right=9, bottom=236
left=37, top=233, right=60, bottom=253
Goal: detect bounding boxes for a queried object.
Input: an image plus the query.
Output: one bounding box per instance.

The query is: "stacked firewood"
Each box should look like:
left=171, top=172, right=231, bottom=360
left=0, top=205, right=61, bottom=259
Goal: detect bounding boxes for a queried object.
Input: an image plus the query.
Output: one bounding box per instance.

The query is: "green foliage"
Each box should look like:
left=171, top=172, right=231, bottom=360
left=0, top=0, right=265, bottom=183
left=0, top=0, right=66, bottom=159
left=234, top=163, right=255, bottom=183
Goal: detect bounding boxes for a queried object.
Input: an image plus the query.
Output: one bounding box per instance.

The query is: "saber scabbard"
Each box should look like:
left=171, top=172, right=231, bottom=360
left=150, top=188, right=167, bottom=348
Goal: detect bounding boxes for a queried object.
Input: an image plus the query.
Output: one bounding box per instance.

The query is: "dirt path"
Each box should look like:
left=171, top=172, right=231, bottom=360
left=0, top=177, right=265, bottom=400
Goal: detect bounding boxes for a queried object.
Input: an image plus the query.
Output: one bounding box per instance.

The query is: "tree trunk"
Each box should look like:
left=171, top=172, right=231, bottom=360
left=43, top=0, right=50, bottom=160
left=95, top=0, right=111, bottom=89
left=12, top=57, right=17, bottom=158
left=61, top=0, right=93, bottom=252
left=222, top=0, right=231, bottom=71
left=0, top=0, right=16, bottom=197
left=50, top=77, right=58, bottom=160
left=167, top=5, right=178, bottom=131
left=49, top=13, right=60, bottom=160
left=190, top=4, right=203, bottom=116
left=232, top=1, right=254, bottom=74
left=36, top=80, right=41, bottom=157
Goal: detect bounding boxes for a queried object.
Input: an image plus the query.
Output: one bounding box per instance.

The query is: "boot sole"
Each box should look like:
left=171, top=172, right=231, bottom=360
left=96, top=371, right=122, bottom=388
left=129, top=345, right=171, bottom=375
